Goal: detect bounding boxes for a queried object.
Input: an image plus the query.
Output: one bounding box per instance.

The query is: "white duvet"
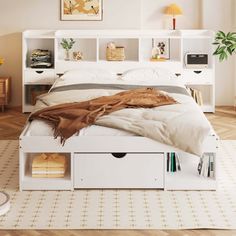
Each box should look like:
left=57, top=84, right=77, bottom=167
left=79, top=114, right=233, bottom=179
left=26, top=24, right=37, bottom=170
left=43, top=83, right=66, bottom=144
left=32, top=83, right=212, bottom=156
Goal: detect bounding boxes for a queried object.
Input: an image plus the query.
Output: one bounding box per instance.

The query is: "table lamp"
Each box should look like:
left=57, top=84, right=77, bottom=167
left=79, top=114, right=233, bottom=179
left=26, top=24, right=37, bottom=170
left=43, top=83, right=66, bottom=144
left=164, top=3, right=183, bottom=30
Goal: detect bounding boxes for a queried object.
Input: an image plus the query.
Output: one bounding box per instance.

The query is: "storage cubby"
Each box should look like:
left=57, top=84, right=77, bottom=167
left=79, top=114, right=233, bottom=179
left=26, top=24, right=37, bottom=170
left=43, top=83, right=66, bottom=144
left=20, top=152, right=73, bottom=191
left=99, top=38, right=139, bottom=62
left=140, top=38, right=181, bottom=62
left=57, top=38, right=97, bottom=62
left=165, top=152, right=217, bottom=190
left=24, top=84, right=51, bottom=106
left=23, top=38, right=55, bottom=69
left=186, top=84, right=214, bottom=112
left=182, top=38, right=214, bottom=68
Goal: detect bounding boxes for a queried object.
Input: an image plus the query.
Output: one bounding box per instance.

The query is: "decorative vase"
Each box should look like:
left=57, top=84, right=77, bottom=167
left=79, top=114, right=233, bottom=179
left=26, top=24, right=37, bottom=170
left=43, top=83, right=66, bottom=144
left=64, top=50, right=70, bottom=61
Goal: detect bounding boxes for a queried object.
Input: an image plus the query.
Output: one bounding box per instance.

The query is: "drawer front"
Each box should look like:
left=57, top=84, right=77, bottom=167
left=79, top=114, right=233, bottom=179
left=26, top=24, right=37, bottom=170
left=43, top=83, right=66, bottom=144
left=74, top=153, right=164, bottom=189
left=24, top=70, right=55, bottom=84
left=183, top=69, right=213, bottom=85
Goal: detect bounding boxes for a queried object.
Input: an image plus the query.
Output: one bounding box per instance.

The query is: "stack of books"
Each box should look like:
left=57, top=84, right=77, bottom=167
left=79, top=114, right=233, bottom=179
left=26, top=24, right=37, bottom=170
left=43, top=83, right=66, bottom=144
left=198, top=153, right=215, bottom=178
left=187, top=87, right=203, bottom=106
left=167, top=153, right=181, bottom=172
left=32, top=153, right=67, bottom=178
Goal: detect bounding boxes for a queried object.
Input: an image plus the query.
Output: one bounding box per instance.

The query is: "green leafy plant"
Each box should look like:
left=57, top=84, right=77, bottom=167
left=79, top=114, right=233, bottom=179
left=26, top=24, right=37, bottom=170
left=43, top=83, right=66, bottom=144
left=60, top=38, right=76, bottom=51
left=213, top=31, right=236, bottom=61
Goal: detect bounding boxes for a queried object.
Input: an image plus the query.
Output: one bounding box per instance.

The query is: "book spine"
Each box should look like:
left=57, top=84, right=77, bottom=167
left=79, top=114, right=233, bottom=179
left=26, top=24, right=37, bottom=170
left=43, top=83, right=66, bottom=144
left=210, top=154, right=214, bottom=178
left=167, top=153, right=170, bottom=172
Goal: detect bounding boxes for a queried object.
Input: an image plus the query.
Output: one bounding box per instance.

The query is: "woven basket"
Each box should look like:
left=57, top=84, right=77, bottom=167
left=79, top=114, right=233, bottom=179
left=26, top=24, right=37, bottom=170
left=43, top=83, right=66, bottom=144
left=106, top=47, right=125, bottom=61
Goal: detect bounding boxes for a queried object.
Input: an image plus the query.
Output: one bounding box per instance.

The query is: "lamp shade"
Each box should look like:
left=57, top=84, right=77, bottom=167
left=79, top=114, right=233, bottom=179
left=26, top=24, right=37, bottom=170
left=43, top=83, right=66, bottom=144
left=165, top=4, right=183, bottom=16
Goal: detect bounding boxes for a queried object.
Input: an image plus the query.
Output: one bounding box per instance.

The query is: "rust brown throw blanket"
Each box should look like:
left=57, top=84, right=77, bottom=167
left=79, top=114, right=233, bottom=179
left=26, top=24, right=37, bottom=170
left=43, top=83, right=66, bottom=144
left=29, top=88, right=177, bottom=144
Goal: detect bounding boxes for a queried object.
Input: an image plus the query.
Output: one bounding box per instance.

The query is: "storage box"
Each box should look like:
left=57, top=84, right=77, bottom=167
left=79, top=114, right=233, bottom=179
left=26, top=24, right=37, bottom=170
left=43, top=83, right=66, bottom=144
left=106, top=47, right=125, bottom=61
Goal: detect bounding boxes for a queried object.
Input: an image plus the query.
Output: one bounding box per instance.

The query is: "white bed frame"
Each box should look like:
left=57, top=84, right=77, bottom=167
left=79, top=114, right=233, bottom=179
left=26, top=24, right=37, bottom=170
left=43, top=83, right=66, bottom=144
left=19, top=30, right=218, bottom=191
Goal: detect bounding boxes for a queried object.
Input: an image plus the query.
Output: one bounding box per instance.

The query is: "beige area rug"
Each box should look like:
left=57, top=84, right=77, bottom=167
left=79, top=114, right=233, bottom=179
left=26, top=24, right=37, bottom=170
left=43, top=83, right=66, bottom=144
left=0, top=140, right=236, bottom=229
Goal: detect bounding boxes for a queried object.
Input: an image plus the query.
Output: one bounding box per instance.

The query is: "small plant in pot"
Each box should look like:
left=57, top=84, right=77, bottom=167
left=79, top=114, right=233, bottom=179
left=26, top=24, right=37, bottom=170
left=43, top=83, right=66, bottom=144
left=213, top=31, right=236, bottom=61
left=61, top=38, right=76, bottom=61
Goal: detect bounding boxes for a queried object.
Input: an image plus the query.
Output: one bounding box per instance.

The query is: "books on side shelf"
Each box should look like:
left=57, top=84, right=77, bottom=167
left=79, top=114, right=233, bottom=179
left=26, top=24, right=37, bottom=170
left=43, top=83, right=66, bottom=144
left=32, top=153, right=67, bottom=178
left=167, top=153, right=181, bottom=172
left=187, top=87, right=203, bottom=106
left=198, top=153, right=215, bottom=178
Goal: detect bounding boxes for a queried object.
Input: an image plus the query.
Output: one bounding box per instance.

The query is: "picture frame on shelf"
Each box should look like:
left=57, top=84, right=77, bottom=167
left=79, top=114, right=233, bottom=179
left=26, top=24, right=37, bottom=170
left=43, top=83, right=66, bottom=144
left=152, top=38, right=170, bottom=60
left=61, top=0, right=103, bottom=21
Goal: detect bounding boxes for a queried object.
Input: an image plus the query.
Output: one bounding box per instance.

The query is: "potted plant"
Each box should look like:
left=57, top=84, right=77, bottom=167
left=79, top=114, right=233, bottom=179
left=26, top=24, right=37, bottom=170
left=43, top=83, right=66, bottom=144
left=213, top=31, right=236, bottom=61
left=60, top=38, right=76, bottom=61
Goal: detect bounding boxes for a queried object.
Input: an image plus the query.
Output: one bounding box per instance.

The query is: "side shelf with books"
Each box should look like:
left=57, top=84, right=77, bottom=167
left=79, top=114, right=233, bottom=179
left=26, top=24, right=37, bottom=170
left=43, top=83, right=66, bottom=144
left=165, top=151, right=217, bottom=190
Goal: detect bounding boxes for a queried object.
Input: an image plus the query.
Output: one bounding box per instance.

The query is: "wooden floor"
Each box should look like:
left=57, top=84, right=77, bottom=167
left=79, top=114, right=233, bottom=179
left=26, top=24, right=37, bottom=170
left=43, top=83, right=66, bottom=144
left=0, top=106, right=236, bottom=235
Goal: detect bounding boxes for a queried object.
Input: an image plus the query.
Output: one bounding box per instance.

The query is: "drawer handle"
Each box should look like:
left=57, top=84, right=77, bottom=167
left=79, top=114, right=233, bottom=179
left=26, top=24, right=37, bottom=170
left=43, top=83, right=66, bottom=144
left=35, top=71, right=44, bottom=74
left=175, top=73, right=181, bottom=77
left=111, top=153, right=127, bottom=158
left=194, top=71, right=202, bottom=74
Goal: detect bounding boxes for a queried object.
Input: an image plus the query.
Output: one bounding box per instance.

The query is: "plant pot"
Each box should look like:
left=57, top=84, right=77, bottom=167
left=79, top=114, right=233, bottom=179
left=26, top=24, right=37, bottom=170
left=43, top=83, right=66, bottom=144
left=64, top=50, right=70, bottom=61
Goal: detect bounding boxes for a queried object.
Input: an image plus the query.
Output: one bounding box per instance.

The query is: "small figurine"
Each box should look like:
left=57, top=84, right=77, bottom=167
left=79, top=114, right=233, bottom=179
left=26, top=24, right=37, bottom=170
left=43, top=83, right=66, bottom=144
left=151, top=46, right=161, bottom=59
left=73, top=51, right=83, bottom=61
left=107, top=42, right=116, bottom=49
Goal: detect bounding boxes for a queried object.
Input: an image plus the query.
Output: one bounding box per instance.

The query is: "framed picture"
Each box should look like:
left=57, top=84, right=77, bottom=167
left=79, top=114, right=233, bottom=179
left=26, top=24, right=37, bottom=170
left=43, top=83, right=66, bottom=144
left=152, top=38, right=170, bottom=59
left=61, top=0, right=103, bottom=21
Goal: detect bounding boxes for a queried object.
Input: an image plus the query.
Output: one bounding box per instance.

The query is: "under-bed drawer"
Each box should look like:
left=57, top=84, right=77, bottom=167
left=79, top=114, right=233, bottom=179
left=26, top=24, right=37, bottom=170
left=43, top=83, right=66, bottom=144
left=74, top=153, right=164, bottom=189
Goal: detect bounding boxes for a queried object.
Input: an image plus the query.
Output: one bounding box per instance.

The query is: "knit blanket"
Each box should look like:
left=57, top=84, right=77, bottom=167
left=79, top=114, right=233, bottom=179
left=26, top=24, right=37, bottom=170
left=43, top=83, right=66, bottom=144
left=29, top=88, right=177, bottom=145
left=29, top=83, right=212, bottom=156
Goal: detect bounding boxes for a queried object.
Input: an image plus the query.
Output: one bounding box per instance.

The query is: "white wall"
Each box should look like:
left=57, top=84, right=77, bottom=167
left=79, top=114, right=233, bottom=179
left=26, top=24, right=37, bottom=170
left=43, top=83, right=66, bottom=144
left=201, top=0, right=234, bottom=106
left=0, top=0, right=234, bottom=106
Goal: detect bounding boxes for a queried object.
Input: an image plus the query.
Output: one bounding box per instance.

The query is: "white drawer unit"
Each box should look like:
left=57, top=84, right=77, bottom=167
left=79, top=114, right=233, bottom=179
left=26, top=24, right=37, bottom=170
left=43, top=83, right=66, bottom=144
left=24, top=69, right=56, bottom=84
left=183, top=69, right=213, bottom=85
left=74, top=153, right=164, bottom=189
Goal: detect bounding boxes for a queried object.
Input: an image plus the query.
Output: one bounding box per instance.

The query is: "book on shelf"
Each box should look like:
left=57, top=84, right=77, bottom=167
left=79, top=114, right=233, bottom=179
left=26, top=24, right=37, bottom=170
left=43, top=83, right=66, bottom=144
left=198, top=153, right=215, bottom=178
left=186, top=87, right=203, bottom=106
left=167, top=152, right=181, bottom=173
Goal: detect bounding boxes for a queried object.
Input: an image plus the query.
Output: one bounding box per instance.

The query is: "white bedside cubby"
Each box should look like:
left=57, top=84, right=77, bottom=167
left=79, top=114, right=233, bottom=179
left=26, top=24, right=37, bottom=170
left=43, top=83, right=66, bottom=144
left=19, top=152, right=73, bottom=191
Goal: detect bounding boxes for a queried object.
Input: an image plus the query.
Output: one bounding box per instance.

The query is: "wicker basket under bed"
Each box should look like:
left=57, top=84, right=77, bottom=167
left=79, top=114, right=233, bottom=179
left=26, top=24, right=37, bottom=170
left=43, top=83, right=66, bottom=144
left=106, top=47, right=125, bottom=61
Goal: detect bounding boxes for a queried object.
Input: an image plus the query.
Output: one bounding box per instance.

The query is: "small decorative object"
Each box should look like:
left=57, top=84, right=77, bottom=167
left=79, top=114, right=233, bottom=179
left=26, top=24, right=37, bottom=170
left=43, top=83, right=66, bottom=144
left=60, top=38, right=76, bottom=61
left=151, top=46, right=161, bottom=60
left=73, top=51, right=83, bottom=61
left=30, top=49, right=52, bottom=68
left=164, top=3, right=183, bottom=30
left=61, top=0, right=103, bottom=21
left=106, top=42, right=125, bottom=61
left=0, top=57, right=4, bottom=66
left=213, top=31, right=236, bottom=61
left=151, top=38, right=170, bottom=60
left=107, top=42, right=116, bottom=50
left=0, top=191, right=10, bottom=216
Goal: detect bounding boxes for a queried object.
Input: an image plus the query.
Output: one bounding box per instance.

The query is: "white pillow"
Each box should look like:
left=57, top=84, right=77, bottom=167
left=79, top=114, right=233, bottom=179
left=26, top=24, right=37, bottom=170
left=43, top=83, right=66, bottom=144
left=120, top=67, right=177, bottom=81
left=60, top=69, right=116, bottom=81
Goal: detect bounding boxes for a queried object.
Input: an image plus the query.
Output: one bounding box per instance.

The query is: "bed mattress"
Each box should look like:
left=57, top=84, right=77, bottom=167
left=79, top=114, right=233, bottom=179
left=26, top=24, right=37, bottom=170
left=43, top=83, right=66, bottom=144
left=25, top=120, right=136, bottom=137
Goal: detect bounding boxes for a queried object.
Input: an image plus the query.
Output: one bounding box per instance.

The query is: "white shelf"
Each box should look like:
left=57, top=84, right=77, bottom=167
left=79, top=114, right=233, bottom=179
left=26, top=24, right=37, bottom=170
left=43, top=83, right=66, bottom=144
left=21, top=173, right=72, bottom=191
left=165, top=152, right=217, bottom=190
left=22, top=29, right=215, bottom=113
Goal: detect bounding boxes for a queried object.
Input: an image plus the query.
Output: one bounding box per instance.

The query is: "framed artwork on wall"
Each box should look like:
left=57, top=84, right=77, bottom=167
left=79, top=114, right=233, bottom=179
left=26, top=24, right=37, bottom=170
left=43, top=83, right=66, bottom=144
left=61, top=0, right=103, bottom=21
left=152, top=38, right=170, bottom=60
